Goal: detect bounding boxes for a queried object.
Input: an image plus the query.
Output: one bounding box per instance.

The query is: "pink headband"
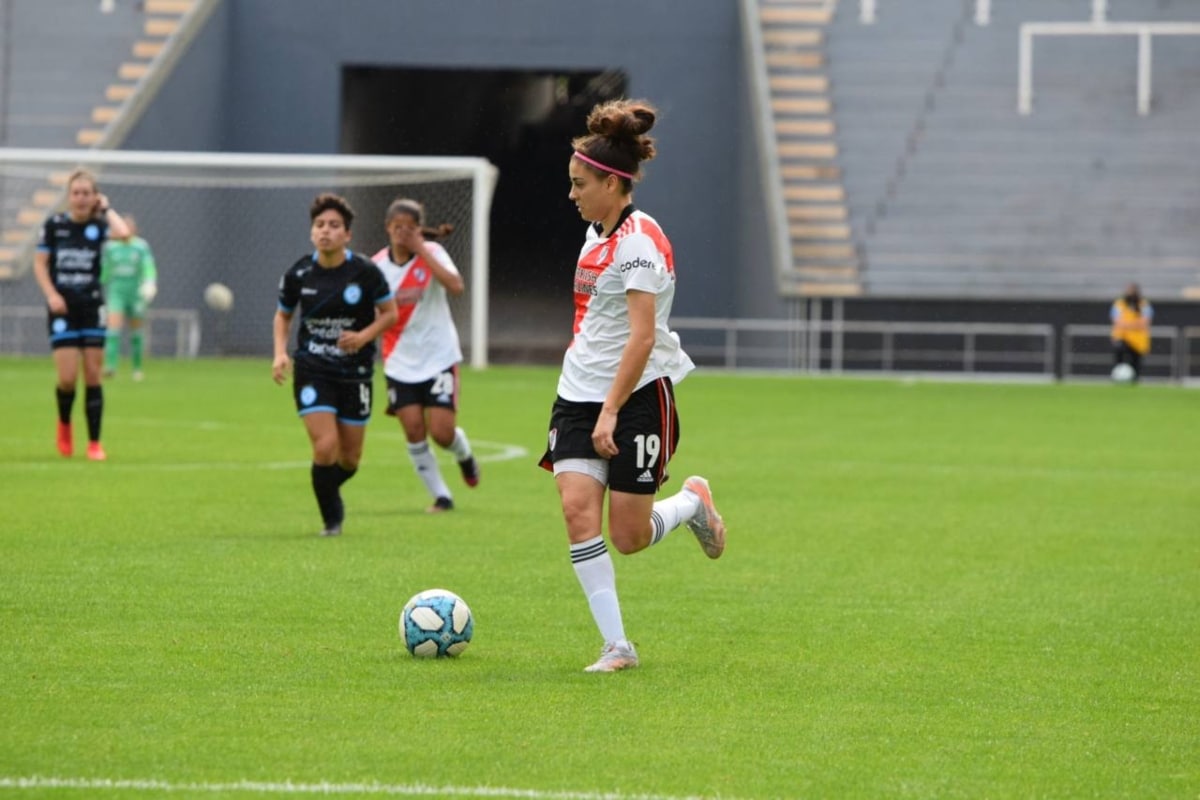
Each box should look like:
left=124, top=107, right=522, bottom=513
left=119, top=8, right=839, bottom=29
left=573, top=151, right=635, bottom=180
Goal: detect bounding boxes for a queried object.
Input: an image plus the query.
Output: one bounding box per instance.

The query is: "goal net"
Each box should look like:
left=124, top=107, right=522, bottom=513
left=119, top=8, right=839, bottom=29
left=0, top=148, right=498, bottom=366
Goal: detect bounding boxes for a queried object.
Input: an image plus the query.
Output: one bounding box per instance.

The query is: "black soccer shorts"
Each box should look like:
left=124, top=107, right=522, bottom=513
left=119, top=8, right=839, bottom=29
left=538, top=377, right=680, bottom=494
left=384, top=366, right=459, bottom=414
left=293, top=368, right=374, bottom=425
left=48, top=302, right=106, bottom=349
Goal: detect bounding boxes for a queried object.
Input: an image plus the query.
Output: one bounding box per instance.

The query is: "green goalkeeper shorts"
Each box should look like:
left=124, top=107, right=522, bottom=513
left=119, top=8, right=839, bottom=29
left=105, top=286, right=147, bottom=319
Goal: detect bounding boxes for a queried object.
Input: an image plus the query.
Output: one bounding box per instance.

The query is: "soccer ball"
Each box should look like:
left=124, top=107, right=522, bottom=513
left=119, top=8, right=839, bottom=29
left=1110, top=363, right=1136, bottom=383
left=203, top=282, right=234, bottom=312
left=400, top=588, right=474, bottom=658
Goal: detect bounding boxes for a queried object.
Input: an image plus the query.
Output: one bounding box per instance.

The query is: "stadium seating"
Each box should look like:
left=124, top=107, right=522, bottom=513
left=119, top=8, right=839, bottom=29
left=0, top=0, right=194, bottom=280
left=824, top=0, right=1200, bottom=299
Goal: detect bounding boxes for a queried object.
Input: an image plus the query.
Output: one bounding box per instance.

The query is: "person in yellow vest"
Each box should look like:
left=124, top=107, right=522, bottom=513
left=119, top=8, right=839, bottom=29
left=1110, top=283, right=1152, bottom=381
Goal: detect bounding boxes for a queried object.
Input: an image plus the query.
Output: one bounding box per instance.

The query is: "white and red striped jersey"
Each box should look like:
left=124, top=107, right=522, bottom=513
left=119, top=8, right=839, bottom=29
left=374, top=242, right=463, bottom=383
left=557, top=208, right=694, bottom=402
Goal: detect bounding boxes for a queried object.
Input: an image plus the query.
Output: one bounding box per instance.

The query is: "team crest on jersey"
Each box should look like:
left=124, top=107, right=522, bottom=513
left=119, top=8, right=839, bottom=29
left=414, top=267, right=427, bottom=282
left=342, top=283, right=362, bottom=304
left=51, top=318, right=68, bottom=334
left=85, top=225, right=100, bottom=241
left=299, top=385, right=317, bottom=406
left=597, top=246, right=610, bottom=263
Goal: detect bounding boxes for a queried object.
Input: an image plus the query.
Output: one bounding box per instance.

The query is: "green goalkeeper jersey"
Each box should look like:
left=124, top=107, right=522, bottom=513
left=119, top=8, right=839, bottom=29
left=100, top=236, right=157, bottom=291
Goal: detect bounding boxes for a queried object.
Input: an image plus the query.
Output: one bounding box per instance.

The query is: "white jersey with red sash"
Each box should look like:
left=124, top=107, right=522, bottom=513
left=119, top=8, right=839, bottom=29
left=557, top=208, right=694, bottom=403
left=374, top=241, right=463, bottom=382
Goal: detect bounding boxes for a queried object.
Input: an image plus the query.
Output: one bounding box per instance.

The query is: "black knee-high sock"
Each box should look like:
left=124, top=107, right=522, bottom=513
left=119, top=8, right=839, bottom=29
left=56, top=388, right=75, bottom=425
left=335, top=464, right=358, bottom=487
left=84, top=385, right=103, bottom=442
left=311, top=463, right=344, bottom=526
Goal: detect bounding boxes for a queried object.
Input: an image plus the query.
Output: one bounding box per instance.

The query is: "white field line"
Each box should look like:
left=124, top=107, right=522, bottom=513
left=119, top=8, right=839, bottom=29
left=2, top=452, right=1196, bottom=486
left=2, top=444, right=1195, bottom=486
left=0, top=775, right=736, bottom=800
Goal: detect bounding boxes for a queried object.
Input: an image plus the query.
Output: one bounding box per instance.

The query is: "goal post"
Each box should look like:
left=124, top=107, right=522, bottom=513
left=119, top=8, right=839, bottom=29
left=0, top=148, right=499, bottom=367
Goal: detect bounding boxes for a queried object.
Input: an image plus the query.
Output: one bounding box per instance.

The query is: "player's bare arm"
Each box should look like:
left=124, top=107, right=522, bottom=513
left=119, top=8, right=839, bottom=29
left=592, top=289, right=656, bottom=458
left=272, top=309, right=293, bottom=384
left=33, top=251, right=67, bottom=314
left=398, top=225, right=464, bottom=295
left=95, top=194, right=132, bottom=240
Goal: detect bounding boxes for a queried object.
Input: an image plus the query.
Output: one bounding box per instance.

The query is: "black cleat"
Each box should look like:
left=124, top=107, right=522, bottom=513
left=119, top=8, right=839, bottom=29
left=458, top=456, right=480, bottom=488
left=427, top=496, right=454, bottom=514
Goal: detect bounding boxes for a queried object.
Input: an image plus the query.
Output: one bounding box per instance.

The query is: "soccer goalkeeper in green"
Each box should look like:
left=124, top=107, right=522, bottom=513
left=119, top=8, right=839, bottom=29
left=100, top=214, right=158, bottom=380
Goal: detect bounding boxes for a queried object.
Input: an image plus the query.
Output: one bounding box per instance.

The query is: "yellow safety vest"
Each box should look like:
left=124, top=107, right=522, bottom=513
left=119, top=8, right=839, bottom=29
left=1112, top=299, right=1151, bottom=355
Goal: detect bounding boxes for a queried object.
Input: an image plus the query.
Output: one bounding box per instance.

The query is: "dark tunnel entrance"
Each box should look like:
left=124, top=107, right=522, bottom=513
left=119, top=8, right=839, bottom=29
left=341, top=67, right=627, bottom=360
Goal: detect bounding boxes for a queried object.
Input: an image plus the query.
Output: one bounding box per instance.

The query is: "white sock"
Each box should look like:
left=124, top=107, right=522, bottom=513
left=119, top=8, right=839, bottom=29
left=447, top=426, right=473, bottom=461
left=408, top=440, right=451, bottom=501
left=570, top=535, right=626, bottom=644
left=650, top=488, right=701, bottom=545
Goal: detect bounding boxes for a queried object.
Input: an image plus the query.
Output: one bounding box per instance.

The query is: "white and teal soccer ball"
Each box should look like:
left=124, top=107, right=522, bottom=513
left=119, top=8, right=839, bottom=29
left=203, top=282, right=234, bottom=312
left=400, top=588, right=474, bottom=658
left=1111, top=363, right=1136, bottom=383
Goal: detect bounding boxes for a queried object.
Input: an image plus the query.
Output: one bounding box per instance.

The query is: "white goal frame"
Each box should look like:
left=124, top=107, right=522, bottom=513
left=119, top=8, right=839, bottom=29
left=0, top=148, right=500, bottom=367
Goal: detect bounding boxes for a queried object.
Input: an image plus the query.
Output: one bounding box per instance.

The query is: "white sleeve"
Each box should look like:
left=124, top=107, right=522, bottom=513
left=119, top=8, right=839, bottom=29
left=428, top=241, right=461, bottom=278
left=613, top=232, right=666, bottom=293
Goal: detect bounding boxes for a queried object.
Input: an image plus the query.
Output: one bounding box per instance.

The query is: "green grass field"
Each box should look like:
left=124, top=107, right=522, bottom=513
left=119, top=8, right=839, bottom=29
left=1, top=356, right=1197, bottom=799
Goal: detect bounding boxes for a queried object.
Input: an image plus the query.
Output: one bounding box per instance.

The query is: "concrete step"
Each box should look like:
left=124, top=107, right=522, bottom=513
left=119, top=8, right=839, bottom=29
left=761, top=5, right=834, bottom=24
left=763, top=28, right=825, bottom=47
left=781, top=163, right=843, bottom=180
left=776, top=118, right=836, bottom=136
left=793, top=243, right=857, bottom=260
left=144, top=0, right=196, bottom=13
left=788, top=204, right=848, bottom=221
left=770, top=75, right=830, bottom=93
left=767, top=51, right=825, bottom=69
left=790, top=223, right=851, bottom=240
left=786, top=184, right=845, bottom=201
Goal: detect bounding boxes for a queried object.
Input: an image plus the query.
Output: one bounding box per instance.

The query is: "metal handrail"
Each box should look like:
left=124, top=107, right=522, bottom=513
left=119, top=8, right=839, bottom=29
left=1061, top=323, right=1196, bottom=380
left=1018, top=21, right=1200, bottom=115
left=672, top=317, right=1056, bottom=375
left=0, top=305, right=200, bottom=358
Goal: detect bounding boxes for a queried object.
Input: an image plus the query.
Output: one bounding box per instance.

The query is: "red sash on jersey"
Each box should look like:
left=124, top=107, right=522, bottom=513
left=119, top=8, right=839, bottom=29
left=572, top=243, right=608, bottom=337
left=570, top=216, right=674, bottom=340
left=381, top=254, right=433, bottom=359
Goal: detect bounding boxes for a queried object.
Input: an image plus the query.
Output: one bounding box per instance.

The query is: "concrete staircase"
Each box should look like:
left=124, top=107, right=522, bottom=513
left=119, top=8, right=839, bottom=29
left=0, top=0, right=196, bottom=280
left=759, top=0, right=861, bottom=296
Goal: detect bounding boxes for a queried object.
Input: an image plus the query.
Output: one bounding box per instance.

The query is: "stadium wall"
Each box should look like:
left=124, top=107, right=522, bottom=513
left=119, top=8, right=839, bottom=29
left=117, top=0, right=781, bottom=328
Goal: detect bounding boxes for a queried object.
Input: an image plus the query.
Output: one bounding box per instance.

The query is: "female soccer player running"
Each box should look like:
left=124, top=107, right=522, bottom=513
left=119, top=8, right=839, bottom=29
left=33, top=169, right=131, bottom=460
left=538, top=99, right=727, bottom=673
left=373, top=198, right=480, bottom=513
left=272, top=194, right=397, bottom=536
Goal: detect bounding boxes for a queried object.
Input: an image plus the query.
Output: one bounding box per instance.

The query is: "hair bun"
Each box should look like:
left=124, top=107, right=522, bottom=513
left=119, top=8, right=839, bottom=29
left=587, top=100, right=656, bottom=141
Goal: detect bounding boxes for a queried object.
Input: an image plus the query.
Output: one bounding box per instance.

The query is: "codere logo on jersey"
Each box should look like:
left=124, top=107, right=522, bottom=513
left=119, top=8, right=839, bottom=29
left=619, top=257, right=656, bottom=273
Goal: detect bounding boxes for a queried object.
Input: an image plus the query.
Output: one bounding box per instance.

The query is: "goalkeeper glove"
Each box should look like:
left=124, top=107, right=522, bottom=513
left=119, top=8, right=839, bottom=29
left=139, top=282, right=158, bottom=303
